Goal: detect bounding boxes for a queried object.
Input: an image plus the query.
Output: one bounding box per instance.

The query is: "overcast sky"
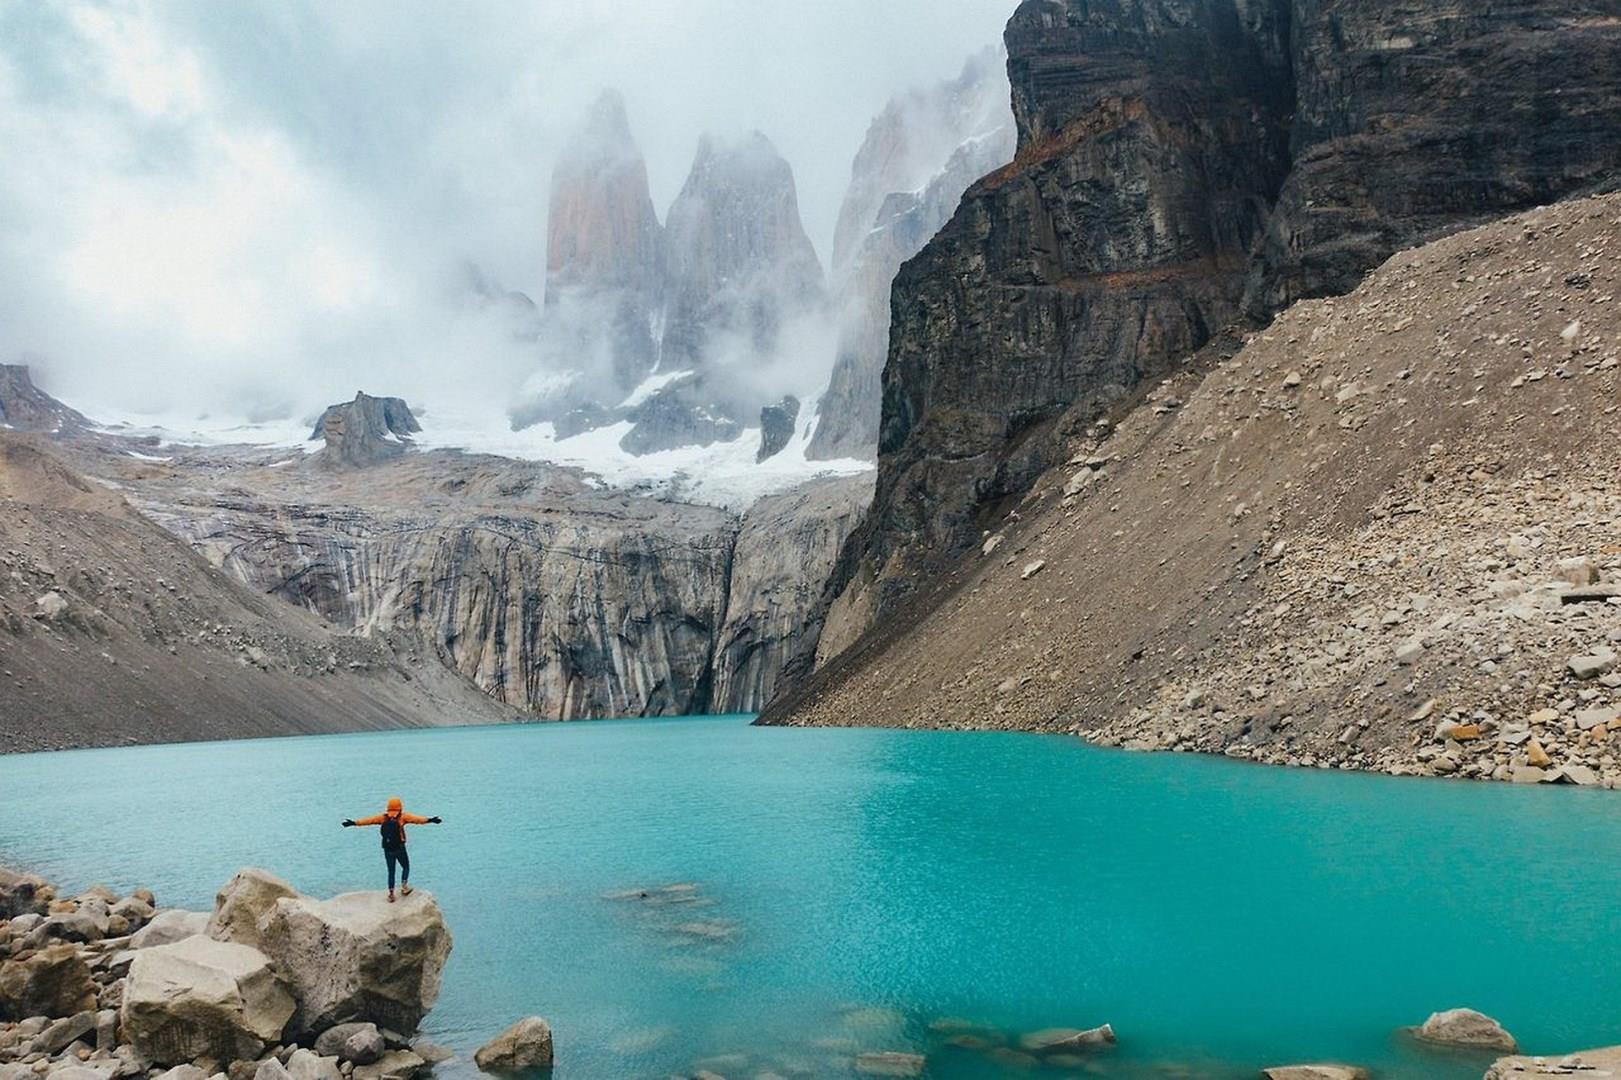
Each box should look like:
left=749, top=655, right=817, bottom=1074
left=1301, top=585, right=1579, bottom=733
left=0, top=0, right=1013, bottom=422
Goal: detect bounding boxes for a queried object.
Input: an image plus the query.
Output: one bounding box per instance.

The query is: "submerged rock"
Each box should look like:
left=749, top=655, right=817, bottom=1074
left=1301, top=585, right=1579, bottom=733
left=121, top=935, right=295, bottom=1065
left=1263, top=1067, right=1369, bottom=1080
left=256, top=891, right=450, bottom=1038
left=473, top=1017, right=554, bottom=1073
left=1413, top=1008, right=1517, bottom=1052
left=852, top=1051, right=925, bottom=1077
left=1017, top=1024, right=1115, bottom=1054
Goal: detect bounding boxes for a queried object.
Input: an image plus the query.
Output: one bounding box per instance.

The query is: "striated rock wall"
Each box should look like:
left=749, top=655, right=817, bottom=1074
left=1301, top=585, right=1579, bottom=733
left=711, top=473, right=873, bottom=712
left=134, top=455, right=869, bottom=721
left=0, top=437, right=515, bottom=753
left=149, top=484, right=740, bottom=720
left=804, top=0, right=1621, bottom=667
left=1245, top=0, right=1621, bottom=314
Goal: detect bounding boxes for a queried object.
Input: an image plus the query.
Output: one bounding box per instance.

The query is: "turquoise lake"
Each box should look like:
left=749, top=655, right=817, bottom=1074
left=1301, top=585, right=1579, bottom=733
left=2, top=715, right=1619, bottom=1079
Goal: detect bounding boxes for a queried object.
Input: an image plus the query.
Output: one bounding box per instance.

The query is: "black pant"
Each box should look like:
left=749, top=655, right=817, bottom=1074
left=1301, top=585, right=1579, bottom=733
left=384, top=845, right=410, bottom=889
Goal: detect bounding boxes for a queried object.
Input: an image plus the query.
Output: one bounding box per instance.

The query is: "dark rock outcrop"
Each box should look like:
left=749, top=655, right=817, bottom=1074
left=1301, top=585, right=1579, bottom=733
left=808, top=50, right=1016, bottom=461
left=1245, top=0, right=1621, bottom=315
left=0, top=365, right=89, bottom=434
left=618, top=377, right=743, bottom=455
left=807, top=0, right=1621, bottom=659
left=309, top=393, right=421, bottom=469
left=755, top=395, right=800, bottom=462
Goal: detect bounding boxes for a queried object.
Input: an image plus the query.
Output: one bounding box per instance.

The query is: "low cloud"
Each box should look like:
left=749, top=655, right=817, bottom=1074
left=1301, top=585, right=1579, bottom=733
left=0, top=0, right=1011, bottom=427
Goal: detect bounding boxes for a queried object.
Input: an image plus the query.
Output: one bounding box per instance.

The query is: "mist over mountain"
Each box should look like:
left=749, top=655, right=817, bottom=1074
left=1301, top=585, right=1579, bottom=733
left=0, top=1, right=1012, bottom=448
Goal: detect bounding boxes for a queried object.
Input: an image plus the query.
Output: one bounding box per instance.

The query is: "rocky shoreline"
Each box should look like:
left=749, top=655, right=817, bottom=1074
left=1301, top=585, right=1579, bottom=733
left=0, top=868, right=548, bottom=1080
left=5, top=866, right=1617, bottom=1079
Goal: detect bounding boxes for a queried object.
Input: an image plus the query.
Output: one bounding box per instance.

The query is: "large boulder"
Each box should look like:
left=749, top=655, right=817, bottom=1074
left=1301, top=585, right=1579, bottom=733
left=0, top=868, right=50, bottom=919
left=0, top=942, right=99, bottom=1019
left=1263, top=1068, right=1369, bottom=1080
left=314, top=1023, right=384, bottom=1065
left=207, top=870, right=297, bottom=952
left=1413, top=1008, right=1517, bottom=1052
left=257, top=891, right=450, bottom=1038
left=351, top=1050, right=425, bottom=1080
left=284, top=1049, right=342, bottom=1080
left=473, top=1017, right=553, bottom=1073
left=132, top=911, right=210, bottom=950
left=121, top=935, right=295, bottom=1065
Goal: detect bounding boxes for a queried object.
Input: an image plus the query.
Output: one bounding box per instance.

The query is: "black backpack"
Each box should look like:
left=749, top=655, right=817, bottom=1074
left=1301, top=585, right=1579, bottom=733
left=380, top=815, right=404, bottom=847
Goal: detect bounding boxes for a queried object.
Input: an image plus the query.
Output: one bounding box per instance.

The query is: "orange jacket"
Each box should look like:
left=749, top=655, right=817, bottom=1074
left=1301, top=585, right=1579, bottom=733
left=353, top=807, right=431, bottom=843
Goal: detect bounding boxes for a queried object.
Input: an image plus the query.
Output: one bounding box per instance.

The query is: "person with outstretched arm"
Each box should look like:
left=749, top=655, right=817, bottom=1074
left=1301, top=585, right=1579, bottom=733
left=342, top=796, right=442, bottom=902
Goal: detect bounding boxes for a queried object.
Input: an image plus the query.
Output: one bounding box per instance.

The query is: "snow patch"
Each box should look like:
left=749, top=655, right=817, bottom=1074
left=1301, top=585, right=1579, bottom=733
left=82, top=398, right=869, bottom=511
left=618, top=369, right=693, bottom=409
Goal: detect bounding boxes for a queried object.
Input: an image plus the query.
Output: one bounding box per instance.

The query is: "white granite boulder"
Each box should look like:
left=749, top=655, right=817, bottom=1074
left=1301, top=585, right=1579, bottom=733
left=256, top=891, right=450, bottom=1038
left=206, top=870, right=296, bottom=952
left=121, top=935, right=294, bottom=1065
left=473, top=1017, right=554, bottom=1073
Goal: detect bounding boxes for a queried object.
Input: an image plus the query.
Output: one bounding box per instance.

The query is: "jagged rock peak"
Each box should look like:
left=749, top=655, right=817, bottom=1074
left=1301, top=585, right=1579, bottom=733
left=310, top=392, right=422, bottom=468
left=829, top=45, right=1011, bottom=281
left=664, top=131, right=824, bottom=302
left=545, top=88, right=663, bottom=299
left=808, top=47, right=1015, bottom=462
left=0, top=364, right=89, bottom=434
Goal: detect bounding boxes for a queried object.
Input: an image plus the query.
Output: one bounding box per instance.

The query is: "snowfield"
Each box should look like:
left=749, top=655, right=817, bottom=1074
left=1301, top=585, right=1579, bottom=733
left=89, top=398, right=870, bottom=511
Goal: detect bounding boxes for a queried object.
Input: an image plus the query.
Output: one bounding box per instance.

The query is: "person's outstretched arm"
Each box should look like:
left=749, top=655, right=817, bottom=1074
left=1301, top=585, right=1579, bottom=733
left=402, top=813, right=442, bottom=824
left=344, top=814, right=386, bottom=827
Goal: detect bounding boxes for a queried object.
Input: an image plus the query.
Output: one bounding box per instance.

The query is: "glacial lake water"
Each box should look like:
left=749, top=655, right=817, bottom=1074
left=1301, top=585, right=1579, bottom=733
left=3, top=714, right=1619, bottom=1079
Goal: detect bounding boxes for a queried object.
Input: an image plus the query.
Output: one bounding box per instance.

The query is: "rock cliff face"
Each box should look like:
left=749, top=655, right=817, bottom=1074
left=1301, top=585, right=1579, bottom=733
left=0, top=436, right=514, bottom=753
left=808, top=50, right=1016, bottom=461
left=131, top=453, right=868, bottom=722
left=807, top=0, right=1621, bottom=660
left=512, top=91, right=664, bottom=429
left=619, top=132, right=828, bottom=455
left=711, top=473, right=873, bottom=712
left=1245, top=0, right=1621, bottom=315
left=144, top=459, right=740, bottom=719
left=765, top=192, right=1621, bottom=788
